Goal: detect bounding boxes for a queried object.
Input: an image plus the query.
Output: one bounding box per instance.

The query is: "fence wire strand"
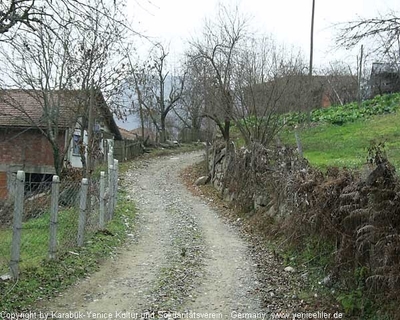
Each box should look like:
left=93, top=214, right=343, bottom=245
left=0, top=169, right=116, bottom=276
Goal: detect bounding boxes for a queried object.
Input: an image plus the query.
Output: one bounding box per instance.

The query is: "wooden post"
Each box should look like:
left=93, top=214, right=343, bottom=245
left=358, top=44, right=364, bottom=106
left=49, top=175, right=60, bottom=260
left=10, top=170, right=25, bottom=279
left=99, top=171, right=105, bottom=229
left=77, top=178, right=88, bottom=247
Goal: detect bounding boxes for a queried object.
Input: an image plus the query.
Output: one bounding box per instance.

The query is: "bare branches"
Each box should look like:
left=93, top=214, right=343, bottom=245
left=0, top=0, right=134, bottom=45
left=0, top=0, right=42, bottom=37
left=127, top=43, right=184, bottom=142
left=336, top=13, right=400, bottom=59
left=188, top=4, right=250, bottom=143
left=0, top=0, right=132, bottom=175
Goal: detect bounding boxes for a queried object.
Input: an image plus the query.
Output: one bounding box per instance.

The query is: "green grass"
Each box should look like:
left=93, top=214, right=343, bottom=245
left=280, top=111, right=400, bottom=170
left=0, top=189, right=136, bottom=312
left=0, top=208, right=80, bottom=274
left=282, top=93, right=400, bottom=126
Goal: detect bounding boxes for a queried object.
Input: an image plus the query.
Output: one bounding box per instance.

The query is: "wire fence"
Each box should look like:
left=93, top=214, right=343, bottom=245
left=0, top=159, right=119, bottom=279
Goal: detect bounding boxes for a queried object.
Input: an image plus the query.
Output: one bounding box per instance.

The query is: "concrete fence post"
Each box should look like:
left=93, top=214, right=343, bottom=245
left=108, top=164, right=114, bottom=221
left=99, top=171, right=105, bottom=229
left=77, top=178, right=89, bottom=247
left=294, top=128, right=303, bottom=159
left=107, top=149, right=113, bottom=187
left=113, top=159, right=119, bottom=214
left=10, top=170, right=25, bottom=279
left=49, top=175, right=60, bottom=259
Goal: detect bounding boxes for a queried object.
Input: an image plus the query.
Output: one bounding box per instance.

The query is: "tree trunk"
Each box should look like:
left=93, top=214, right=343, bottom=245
left=53, top=145, right=61, bottom=176
left=160, top=115, right=167, bottom=143
left=223, top=118, right=230, bottom=143
left=139, top=103, right=145, bottom=140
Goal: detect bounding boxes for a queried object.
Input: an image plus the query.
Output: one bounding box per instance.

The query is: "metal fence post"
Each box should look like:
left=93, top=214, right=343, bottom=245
left=10, top=170, right=25, bottom=279
left=77, top=178, right=88, bottom=247
left=99, top=171, right=105, bottom=229
left=49, top=175, right=60, bottom=259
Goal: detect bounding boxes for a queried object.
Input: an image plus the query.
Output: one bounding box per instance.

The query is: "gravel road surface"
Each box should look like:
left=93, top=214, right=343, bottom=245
left=38, top=152, right=267, bottom=319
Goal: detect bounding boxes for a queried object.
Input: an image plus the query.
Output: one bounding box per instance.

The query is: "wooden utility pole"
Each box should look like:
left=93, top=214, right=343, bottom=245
left=306, top=0, right=316, bottom=126
left=309, top=0, right=315, bottom=78
left=358, top=44, right=364, bottom=106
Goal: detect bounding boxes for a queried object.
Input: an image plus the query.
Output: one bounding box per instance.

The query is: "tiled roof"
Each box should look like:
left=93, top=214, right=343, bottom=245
left=130, top=127, right=156, bottom=139
left=118, top=127, right=137, bottom=140
left=0, top=89, right=84, bottom=128
left=0, top=89, right=122, bottom=140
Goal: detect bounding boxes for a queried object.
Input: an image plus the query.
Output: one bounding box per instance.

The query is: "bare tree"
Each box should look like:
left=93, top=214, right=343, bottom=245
left=128, top=43, right=184, bottom=143
left=233, top=37, right=308, bottom=146
left=0, top=0, right=129, bottom=175
left=0, top=22, right=83, bottom=175
left=320, top=61, right=359, bottom=105
left=71, top=0, right=129, bottom=174
left=127, top=61, right=153, bottom=141
left=175, top=54, right=209, bottom=142
left=189, top=4, right=249, bottom=146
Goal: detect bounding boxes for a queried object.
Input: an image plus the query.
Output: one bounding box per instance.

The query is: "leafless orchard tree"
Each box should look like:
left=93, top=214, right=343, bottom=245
left=320, top=62, right=359, bottom=105
left=0, top=0, right=130, bottom=175
left=174, top=53, right=211, bottom=143
left=189, top=4, right=249, bottom=148
left=70, top=1, right=129, bottom=173
left=128, top=43, right=185, bottom=143
left=233, top=37, right=308, bottom=146
left=188, top=4, right=313, bottom=149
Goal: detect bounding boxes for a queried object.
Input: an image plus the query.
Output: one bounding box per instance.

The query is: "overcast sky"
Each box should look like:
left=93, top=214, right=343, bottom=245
left=127, top=0, right=400, bottom=69
left=118, top=0, right=400, bottom=130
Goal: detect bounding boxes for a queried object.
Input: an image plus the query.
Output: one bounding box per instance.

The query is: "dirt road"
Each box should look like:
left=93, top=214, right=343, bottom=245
left=39, top=151, right=265, bottom=318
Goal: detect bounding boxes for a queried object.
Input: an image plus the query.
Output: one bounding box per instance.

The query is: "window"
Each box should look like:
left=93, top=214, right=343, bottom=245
left=72, top=134, right=81, bottom=155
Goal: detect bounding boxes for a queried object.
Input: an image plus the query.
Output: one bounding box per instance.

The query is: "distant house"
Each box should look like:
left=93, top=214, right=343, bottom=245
left=130, top=127, right=157, bottom=143
left=0, top=89, right=122, bottom=199
left=118, top=127, right=137, bottom=140
left=369, top=62, right=400, bottom=98
left=245, top=74, right=358, bottom=115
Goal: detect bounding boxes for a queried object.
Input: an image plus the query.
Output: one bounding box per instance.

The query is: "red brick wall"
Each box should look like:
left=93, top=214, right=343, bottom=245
left=0, top=128, right=65, bottom=169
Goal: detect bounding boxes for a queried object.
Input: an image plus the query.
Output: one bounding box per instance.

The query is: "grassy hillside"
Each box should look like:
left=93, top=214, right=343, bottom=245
left=281, top=97, right=400, bottom=170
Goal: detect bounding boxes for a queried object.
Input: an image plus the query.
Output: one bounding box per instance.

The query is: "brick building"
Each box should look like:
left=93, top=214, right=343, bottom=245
left=0, top=89, right=122, bottom=199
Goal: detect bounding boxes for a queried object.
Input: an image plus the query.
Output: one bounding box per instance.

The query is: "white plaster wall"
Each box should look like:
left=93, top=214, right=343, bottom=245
left=69, top=129, right=88, bottom=168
